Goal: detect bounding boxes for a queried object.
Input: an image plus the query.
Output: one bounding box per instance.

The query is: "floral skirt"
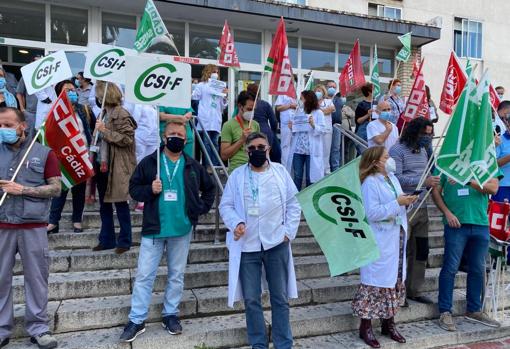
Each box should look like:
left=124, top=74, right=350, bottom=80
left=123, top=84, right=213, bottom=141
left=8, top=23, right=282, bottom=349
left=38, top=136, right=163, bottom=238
left=352, top=228, right=406, bottom=319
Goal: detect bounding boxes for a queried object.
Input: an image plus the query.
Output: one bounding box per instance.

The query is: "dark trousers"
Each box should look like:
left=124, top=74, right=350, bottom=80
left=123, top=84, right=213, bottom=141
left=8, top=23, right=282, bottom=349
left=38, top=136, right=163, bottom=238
left=406, top=207, right=429, bottom=297
left=95, top=171, right=132, bottom=249
left=292, top=153, right=310, bottom=191
left=48, top=181, right=86, bottom=225
left=197, top=130, right=220, bottom=166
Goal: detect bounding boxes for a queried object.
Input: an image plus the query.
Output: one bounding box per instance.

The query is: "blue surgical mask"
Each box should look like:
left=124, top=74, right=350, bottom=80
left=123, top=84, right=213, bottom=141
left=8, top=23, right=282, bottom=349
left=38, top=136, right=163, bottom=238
left=67, top=90, right=78, bottom=104
left=210, top=73, right=219, bottom=80
left=0, top=128, right=19, bottom=144
left=315, top=91, right=323, bottom=100
left=192, top=83, right=197, bottom=90
left=379, top=111, right=392, bottom=121
left=74, top=79, right=81, bottom=88
left=0, top=77, right=5, bottom=90
left=327, top=87, right=336, bottom=97
left=417, top=135, right=432, bottom=148
left=394, top=86, right=402, bottom=95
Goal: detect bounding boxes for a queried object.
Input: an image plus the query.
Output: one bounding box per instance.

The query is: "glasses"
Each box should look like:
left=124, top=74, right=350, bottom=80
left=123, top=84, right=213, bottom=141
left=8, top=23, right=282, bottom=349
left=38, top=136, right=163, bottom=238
left=247, top=145, right=268, bottom=152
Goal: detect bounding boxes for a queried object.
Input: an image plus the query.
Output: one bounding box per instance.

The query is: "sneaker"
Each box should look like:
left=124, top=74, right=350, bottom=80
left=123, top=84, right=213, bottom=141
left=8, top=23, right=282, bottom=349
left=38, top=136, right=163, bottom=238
left=30, top=332, right=57, bottom=349
left=135, top=203, right=144, bottom=212
left=1, top=338, right=9, bottom=348
left=119, top=321, right=146, bottom=343
left=438, top=312, right=456, bottom=331
left=162, top=315, right=182, bottom=335
left=465, top=312, right=501, bottom=328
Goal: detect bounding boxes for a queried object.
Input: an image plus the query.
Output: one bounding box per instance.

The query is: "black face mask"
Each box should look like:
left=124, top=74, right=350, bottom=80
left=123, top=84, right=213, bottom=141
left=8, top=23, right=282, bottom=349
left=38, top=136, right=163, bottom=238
left=248, top=149, right=267, bottom=168
left=95, top=97, right=102, bottom=108
left=166, top=136, right=185, bottom=153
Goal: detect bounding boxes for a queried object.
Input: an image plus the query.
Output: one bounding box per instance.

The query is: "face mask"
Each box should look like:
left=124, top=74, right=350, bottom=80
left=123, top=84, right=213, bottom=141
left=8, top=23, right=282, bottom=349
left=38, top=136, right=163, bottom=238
left=417, top=135, right=432, bottom=148
left=192, top=83, right=197, bottom=90
left=499, top=94, right=504, bottom=100
left=95, top=98, right=102, bottom=108
left=327, top=87, right=336, bottom=97
left=315, top=91, right=323, bottom=100
left=248, top=149, right=268, bottom=168
left=166, top=136, right=185, bottom=153
left=0, top=127, right=19, bottom=145
left=340, top=97, right=347, bottom=104
left=67, top=91, right=78, bottom=104
left=242, top=110, right=253, bottom=121
left=0, top=77, right=5, bottom=90
left=384, top=157, right=396, bottom=174
left=379, top=111, right=392, bottom=121
left=74, top=80, right=81, bottom=88
left=210, top=73, right=219, bottom=80
left=394, top=86, right=402, bottom=95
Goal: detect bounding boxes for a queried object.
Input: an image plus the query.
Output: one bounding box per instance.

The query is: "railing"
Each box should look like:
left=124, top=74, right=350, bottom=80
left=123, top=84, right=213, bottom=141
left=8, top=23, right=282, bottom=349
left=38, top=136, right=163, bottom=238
left=333, top=123, right=368, bottom=166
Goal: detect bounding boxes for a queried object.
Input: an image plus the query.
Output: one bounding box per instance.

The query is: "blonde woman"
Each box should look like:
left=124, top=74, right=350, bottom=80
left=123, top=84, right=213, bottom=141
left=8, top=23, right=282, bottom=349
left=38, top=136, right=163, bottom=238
left=352, top=146, right=417, bottom=348
left=191, top=64, right=227, bottom=167
left=315, top=84, right=335, bottom=174
left=93, top=81, right=137, bottom=254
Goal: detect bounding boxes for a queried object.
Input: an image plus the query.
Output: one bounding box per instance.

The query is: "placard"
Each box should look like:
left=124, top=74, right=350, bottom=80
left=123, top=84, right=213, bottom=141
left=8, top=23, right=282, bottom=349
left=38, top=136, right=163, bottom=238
left=84, top=43, right=135, bottom=84
left=20, top=51, right=72, bottom=95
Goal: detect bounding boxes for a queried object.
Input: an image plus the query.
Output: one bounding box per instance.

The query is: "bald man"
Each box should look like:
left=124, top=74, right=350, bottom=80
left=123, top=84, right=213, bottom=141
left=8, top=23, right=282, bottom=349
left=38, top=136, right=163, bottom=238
left=366, top=100, right=399, bottom=149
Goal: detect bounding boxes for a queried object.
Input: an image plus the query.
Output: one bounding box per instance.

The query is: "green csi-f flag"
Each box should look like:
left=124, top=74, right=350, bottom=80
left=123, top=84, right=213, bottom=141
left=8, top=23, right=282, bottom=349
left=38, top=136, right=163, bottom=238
left=396, top=32, right=412, bottom=62
left=134, top=0, right=178, bottom=54
left=304, top=72, right=315, bottom=91
left=436, top=70, right=498, bottom=187
left=296, top=158, right=380, bottom=276
left=371, top=45, right=381, bottom=99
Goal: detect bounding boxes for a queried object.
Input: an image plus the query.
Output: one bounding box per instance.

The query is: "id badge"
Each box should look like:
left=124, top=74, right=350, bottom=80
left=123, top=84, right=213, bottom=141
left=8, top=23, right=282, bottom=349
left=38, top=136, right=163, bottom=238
left=457, top=188, right=469, bottom=197
left=164, top=189, right=178, bottom=202
left=396, top=216, right=403, bottom=226
left=247, top=205, right=260, bottom=216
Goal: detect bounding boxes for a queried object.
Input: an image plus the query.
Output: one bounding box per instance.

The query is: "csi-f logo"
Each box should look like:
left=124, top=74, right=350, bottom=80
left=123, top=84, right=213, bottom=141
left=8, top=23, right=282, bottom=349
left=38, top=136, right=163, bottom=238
left=312, top=186, right=368, bottom=239
left=134, top=63, right=183, bottom=102
left=31, top=56, right=62, bottom=90
left=90, top=48, right=126, bottom=78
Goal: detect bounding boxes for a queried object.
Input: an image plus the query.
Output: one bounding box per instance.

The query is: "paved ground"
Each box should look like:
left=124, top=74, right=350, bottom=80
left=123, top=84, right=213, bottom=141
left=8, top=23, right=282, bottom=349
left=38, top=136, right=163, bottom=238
left=448, top=337, right=510, bottom=349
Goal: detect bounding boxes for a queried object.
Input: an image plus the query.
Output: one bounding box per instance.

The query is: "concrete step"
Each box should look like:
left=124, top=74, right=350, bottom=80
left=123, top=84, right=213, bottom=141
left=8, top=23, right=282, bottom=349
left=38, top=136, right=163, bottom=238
left=12, top=269, right=467, bottom=337
left=9, top=290, right=487, bottom=348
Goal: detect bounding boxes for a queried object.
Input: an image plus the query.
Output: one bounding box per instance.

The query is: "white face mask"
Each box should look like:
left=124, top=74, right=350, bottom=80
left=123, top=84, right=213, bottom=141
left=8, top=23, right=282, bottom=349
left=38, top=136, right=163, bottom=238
left=242, top=110, right=253, bottom=121
left=210, top=73, right=219, bottom=80
left=384, top=157, right=397, bottom=174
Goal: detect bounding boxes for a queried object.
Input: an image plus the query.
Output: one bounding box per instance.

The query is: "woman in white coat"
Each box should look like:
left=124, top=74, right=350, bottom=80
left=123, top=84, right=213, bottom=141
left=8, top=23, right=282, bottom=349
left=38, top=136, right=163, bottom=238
left=314, top=85, right=335, bottom=175
left=352, top=146, right=417, bottom=348
left=289, top=90, right=326, bottom=190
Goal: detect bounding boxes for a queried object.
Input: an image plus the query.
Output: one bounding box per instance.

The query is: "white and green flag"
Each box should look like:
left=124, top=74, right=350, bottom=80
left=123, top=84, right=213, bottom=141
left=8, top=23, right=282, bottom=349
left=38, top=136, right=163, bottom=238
left=396, top=32, right=412, bottom=62
left=304, top=72, right=315, bottom=91
left=296, top=158, right=380, bottom=276
left=370, top=45, right=381, bottom=99
left=436, top=70, right=498, bottom=187
left=134, top=0, right=179, bottom=54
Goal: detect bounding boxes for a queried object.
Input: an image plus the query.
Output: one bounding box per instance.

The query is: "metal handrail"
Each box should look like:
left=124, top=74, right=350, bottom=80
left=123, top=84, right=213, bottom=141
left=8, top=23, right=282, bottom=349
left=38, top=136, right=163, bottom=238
left=192, top=115, right=230, bottom=177
left=334, top=123, right=368, bottom=166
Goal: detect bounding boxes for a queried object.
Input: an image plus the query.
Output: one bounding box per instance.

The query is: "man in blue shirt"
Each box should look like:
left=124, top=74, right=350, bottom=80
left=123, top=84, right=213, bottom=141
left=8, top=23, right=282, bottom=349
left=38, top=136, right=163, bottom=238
left=120, top=121, right=215, bottom=342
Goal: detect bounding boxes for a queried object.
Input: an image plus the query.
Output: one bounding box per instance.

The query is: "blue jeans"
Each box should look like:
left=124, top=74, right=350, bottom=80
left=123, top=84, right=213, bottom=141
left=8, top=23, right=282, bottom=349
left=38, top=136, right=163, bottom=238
left=198, top=130, right=220, bottom=166
left=330, top=126, right=341, bottom=172
left=292, top=153, right=310, bottom=191
left=239, top=241, right=292, bottom=349
left=129, top=233, right=192, bottom=324
left=438, top=224, right=489, bottom=313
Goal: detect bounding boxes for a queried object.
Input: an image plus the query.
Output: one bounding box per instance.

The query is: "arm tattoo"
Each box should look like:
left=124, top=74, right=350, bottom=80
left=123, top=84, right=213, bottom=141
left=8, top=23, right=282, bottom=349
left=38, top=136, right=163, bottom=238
left=22, top=177, right=61, bottom=198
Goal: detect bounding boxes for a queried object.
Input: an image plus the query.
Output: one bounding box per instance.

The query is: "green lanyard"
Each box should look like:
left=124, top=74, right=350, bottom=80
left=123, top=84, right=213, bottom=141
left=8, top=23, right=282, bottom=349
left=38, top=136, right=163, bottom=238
left=248, top=168, right=259, bottom=203
left=385, top=176, right=398, bottom=199
left=162, top=155, right=181, bottom=188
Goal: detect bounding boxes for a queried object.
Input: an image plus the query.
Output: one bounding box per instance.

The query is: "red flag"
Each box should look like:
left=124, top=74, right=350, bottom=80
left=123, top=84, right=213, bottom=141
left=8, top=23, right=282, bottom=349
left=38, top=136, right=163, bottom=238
left=401, top=59, right=429, bottom=122
left=43, top=91, right=94, bottom=189
left=264, top=17, right=296, bottom=97
left=439, top=52, right=467, bottom=115
left=411, top=58, right=420, bottom=79
left=218, top=20, right=240, bottom=68
left=339, top=40, right=366, bottom=96
left=489, top=83, right=501, bottom=112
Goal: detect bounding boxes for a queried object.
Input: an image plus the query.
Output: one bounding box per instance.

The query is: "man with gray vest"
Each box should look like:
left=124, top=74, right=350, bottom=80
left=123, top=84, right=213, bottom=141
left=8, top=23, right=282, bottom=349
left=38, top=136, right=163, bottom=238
left=0, top=107, right=61, bottom=349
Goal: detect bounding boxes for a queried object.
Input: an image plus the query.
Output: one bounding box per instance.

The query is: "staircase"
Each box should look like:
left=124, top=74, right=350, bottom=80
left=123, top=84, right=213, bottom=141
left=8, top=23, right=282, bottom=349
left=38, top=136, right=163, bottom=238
left=7, top=200, right=510, bottom=349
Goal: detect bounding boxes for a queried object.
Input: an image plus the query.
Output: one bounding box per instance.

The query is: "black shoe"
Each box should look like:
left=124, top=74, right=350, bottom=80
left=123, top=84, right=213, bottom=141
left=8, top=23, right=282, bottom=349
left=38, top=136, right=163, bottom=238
left=47, top=225, right=59, bottom=235
left=162, top=315, right=182, bottom=335
left=73, top=225, right=83, bottom=233
left=0, top=338, right=9, bottom=348
left=408, top=295, right=434, bottom=304
left=119, top=321, right=145, bottom=343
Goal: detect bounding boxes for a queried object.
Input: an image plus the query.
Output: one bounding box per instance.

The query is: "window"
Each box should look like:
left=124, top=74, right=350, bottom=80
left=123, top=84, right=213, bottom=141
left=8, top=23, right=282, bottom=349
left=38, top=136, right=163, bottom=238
left=0, top=1, right=45, bottom=42
left=189, top=24, right=221, bottom=59
left=368, top=3, right=402, bottom=20
left=454, top=17, right=482, bottom=59
left=102, top=12, right=136, bottom=48
left=339, top=44, right=371, bottom=75
left=234, top=29, right=262, bottom=65
left=378, top=48, right=396, bottom=78
left=51, top=5, right=88, bottom=46
left=302, top=38, right=335, bottom=72
left=163, top=21, right=185, bottom=56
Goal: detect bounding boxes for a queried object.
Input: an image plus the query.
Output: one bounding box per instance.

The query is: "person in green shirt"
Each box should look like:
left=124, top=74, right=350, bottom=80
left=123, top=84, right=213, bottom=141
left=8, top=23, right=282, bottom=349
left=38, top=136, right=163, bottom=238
left=432, top=173, right=502, bottom=332
left=159, top=106, right=194, bottom=158
left=220, top=91, right=260, bottom=173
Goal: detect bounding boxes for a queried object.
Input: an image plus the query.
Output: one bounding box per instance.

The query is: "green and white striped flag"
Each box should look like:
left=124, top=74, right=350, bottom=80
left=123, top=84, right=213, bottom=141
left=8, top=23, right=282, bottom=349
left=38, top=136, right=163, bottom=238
left=371, top=45, right=381, bottom=99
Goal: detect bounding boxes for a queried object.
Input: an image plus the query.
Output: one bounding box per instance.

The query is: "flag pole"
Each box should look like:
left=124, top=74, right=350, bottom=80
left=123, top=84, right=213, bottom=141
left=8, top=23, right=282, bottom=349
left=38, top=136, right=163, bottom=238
left=0, top=127, right=44, bottom=207
left=408, top=187, right=432, bottom=222
left=90, top=81, right=110, bottom=152
left=248, top=70, right=267, bottom=129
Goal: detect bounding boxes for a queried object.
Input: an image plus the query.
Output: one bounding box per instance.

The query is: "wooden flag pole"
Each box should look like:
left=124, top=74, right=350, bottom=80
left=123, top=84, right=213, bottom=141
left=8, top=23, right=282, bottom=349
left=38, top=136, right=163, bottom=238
left=248, top=70, right=268, bottom=129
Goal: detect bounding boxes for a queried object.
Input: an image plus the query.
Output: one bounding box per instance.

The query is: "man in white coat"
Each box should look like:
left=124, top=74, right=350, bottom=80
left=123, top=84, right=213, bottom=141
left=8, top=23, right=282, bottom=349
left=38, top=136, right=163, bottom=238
left=219, top=132, right=301, bottom=349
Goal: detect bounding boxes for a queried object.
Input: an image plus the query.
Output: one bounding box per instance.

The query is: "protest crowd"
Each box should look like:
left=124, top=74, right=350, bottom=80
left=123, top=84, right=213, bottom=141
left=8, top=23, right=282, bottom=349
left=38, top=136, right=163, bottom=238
left=1, top=1, right=510, bottom=349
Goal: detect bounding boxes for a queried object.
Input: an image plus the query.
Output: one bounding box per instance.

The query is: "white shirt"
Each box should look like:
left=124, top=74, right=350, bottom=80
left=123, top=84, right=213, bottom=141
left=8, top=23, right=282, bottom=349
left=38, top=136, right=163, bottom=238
left=275, top=95, right=296, bottom=125
left=320, top=99, right=334, bottom=132
left=242, top=166, right=285, bottom=252
left=192, top=81, right=227, bottom=133
left=123, top=102, right=160, bottom=146
left=367, top=119, right=398, bottom=149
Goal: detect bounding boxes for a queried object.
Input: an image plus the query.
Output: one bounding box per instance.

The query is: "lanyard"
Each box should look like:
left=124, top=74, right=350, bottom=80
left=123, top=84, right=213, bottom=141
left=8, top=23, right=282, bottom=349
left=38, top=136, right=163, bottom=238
left=235, top=115, right=246, bottom=130
left=162, top=155, right=181, bottom=188
left=385, top=176, right=398, bottom=199
left=248, top=168, right=259, bottom=203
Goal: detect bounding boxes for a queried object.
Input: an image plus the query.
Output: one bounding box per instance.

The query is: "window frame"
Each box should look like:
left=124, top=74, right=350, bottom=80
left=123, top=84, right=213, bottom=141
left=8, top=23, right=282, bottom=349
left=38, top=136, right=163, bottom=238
left=453, top=17, right=483, bottom=60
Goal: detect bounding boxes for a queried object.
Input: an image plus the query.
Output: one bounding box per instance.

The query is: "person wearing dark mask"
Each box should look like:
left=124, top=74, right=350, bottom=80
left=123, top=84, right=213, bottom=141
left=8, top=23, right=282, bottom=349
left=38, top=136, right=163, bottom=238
left=389, top=117, right=440, bottom=306
left=220, top=91, right=260, bottom=173
left=121, top=121, right=215, bottom=342
left=219, top=132, right=301, bottom=349
left=47, top=80, right=95, bottom=235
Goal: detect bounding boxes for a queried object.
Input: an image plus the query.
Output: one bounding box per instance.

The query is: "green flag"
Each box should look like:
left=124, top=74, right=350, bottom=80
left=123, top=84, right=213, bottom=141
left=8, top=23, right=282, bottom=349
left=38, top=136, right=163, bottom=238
left=134, top=0, right=178, bottom=54
left=296, top=158, right=380, bottom=276
left=436, top=70, right=498, bottom=186
left=465, top=59, right=473, bottom=76
left=396, top=32, right=412, bottom=62
left=304, top=73, right=315, bottom=91
left=371, top=45, right=381, bottom=99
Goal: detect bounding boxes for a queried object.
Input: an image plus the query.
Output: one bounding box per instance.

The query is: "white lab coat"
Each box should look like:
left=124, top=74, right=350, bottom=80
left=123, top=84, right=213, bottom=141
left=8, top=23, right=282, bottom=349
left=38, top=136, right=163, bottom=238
left=34, top=86, right=57, bottom=130
left=219, top=162, right=301, bottom=308
left=289, top=109, right=326, bottom=183
left=360, top=173, right=408, bottom=288
left=191, top=81, right=227, bottom=133
left=123, top=102, right=160, bottom=162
